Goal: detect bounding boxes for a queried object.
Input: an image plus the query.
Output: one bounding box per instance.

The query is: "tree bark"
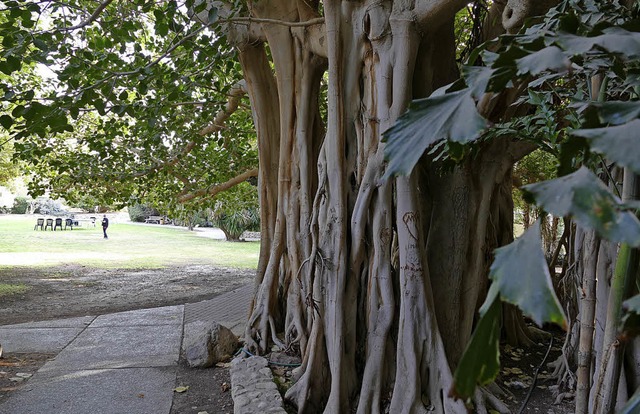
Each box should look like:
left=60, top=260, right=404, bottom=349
left=223, top=1, right=532, bottom=412
left=575, top=230, right=600, bottom=414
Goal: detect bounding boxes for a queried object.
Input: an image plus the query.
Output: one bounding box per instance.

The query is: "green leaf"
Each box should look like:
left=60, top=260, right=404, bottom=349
left=584, top=101, right=640, bottom=126
left=489, top=220, right=566, bottom=328
left=208, top=7, right=218, bottom=24
left=461, top=66, right=493, bottom=99
left=0, top=114, right=12, bottom=129
left=573, top=119, right=640, bottom=175
left=11, top=105, right=25, bottom=118
left=524, top=167, right=640, bottom=246
left=0, top=55, right=21, bottom=75
left=516, top=46, right=571, bottom=76
left=383, top=88, right=487, bottom=178
left=451, top=295, right=501, bottom=400
left=621, top=294, right=640, bottom=336
left=556, top=28, right=640, bottom=60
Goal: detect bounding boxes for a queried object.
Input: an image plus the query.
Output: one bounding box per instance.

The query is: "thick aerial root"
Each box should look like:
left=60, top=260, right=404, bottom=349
left=503, top=305, right=550, bottom=348
left=473, top=387, right=512, bottom=414
left=284, top=319, right=330, bottom=413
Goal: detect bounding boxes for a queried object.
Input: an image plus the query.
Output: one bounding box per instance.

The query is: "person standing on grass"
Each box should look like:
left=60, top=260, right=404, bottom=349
left=102, top=215, right=109, bottom=239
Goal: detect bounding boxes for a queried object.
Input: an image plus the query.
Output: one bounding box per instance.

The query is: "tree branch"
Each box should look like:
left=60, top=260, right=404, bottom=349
left=219, top=16, right=325, bottom=28
left=177, top=168, right=258, bottom=203
left=58, top=0, right=114, bottom=32
left=198, top=80, right=247, bottom=136
left=414, top=0, right=470, bottom=27
left=130, top=80, right=247, bottom=178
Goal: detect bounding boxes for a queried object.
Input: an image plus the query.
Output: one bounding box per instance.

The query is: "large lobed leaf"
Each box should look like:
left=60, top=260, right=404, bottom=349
left=524, top=167, right=640, bottom=247
left=573, top=119, right=640, bottom=175
left=382, top=89, right=487, bottom=178
left=489, top=220, right=567, bottom=328
left=516, top=46, right=571, bottom=76
left=556, top=27, right=640, bottom=60
left=451, top=294, right=501, bottom=400
left=583, top=101, right=640, bottom=126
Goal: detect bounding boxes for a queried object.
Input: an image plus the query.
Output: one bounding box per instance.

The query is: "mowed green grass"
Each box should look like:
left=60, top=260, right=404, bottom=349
left=0, top=215, right=260, bottom=269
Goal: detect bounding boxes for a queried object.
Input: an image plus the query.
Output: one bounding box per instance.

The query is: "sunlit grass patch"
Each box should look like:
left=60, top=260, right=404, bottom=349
left=0, top=215, right=260, bottom=269
left=0, top=283, right=30, bottom=296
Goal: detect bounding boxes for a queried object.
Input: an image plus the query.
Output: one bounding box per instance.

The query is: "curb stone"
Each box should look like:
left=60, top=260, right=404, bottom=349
left=230, top=355, right=286, bottom=414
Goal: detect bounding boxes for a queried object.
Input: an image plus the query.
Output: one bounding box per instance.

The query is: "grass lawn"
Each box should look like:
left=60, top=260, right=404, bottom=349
left=0, top=215, right=260, bottom=269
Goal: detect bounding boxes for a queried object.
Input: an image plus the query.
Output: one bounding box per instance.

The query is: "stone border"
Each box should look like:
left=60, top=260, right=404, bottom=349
left=230, top=355, right=286, bottom=413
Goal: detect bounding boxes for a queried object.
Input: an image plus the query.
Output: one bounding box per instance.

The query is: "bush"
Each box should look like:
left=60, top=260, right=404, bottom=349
left=128, top=203, right=160, bottom=222
left=208, top=182, right=260, bottom=241
left=33, top=198, right=67, bottom=216
left=211, top=207, right=260, bottom=241
left=11, top=196, right=29, bottom=214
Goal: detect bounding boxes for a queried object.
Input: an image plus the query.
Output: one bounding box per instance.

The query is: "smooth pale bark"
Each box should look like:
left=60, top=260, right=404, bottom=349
left=592, top=170, right=640, bottom=413
left=576, top=230, right=600, bottom=414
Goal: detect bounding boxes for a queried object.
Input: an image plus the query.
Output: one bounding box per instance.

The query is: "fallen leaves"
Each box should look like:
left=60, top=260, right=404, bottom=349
left=173, top=385, right=190, bottom=393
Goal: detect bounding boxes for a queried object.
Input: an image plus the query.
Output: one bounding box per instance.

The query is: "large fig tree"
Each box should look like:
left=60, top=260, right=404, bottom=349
left=6, top=0, right=640, bottom=413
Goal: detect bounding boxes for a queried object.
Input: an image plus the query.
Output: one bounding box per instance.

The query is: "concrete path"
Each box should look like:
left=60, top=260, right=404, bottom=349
left=0, top=284, right=254, bottom=414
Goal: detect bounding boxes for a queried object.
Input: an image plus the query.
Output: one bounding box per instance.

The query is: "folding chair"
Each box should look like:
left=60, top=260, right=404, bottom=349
left=34, top=218, right=44, bottom=230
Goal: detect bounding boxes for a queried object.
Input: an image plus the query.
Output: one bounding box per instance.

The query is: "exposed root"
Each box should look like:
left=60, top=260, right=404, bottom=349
left=474, top=387, right=512, bottom=414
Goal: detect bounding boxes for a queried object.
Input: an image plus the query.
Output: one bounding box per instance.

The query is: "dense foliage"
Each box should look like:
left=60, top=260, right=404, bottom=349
left=9, top=195, right=27, bottom=213
left=385, top=0, right=640, bottom=406
left=127, top=203, right=160, bottom=223
left=0, top=0, right=258, bottom=214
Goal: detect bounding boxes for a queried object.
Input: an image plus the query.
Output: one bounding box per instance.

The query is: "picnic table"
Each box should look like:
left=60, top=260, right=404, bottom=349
left=74, top=217, right=96, bottom=227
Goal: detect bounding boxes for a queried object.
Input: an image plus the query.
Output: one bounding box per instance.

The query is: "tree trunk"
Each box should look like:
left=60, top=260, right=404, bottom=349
left=227, top=1, right=528, bottom=412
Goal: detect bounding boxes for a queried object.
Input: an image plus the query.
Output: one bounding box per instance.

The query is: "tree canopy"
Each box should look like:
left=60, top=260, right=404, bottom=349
left=1, top=0, right=257, bottom=210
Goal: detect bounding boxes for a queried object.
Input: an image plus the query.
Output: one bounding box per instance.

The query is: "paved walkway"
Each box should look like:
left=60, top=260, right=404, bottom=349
left=0, top=284, right=254, bottom=414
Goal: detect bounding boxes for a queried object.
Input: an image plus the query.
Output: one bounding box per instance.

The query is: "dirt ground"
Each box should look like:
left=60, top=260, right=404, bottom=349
left=0, top=264, right=253, bottom=411
left=0, top=264, right=254, bottom=325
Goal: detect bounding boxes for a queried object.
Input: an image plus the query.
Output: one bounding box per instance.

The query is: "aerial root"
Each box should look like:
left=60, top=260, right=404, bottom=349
left=474, top=387, right=512, bottom=414
left=269, top=315, right=286, bottom=349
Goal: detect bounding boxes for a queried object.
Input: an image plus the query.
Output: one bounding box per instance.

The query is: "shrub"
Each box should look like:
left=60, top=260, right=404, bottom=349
left=209, top=182, right=260, bottom=241
left=33, top=198, right=67, bottom=216
left=128, top=203, right=160, bottom=222
left=211, top=207, right=260, bottom=241
left=11, top=196, right=29, bottom=214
